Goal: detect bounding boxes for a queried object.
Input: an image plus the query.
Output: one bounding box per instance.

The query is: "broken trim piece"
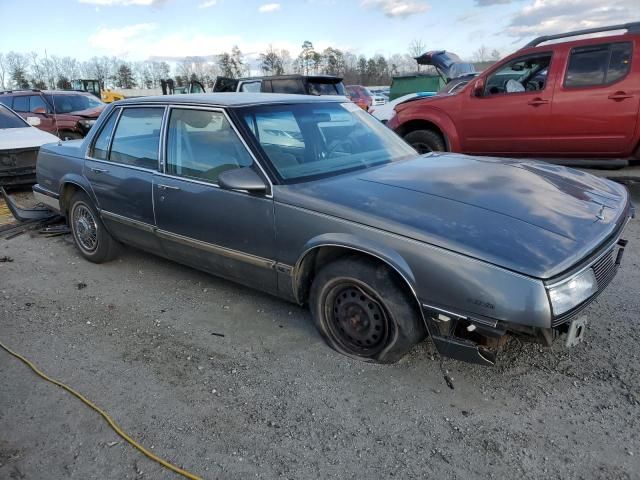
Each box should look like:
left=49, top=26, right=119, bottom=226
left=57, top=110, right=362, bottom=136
left=1, top=187, right=55, bottom=222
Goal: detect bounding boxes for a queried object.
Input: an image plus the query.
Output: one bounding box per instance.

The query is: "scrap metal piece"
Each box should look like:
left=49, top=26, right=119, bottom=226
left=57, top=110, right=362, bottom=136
left=566, top=316, right=587, bottom=348
left=0, top=187, right=54, bottom=222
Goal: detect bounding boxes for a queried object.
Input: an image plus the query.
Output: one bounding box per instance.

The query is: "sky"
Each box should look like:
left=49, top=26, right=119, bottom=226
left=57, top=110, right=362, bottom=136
left=0, top=0, right=636, bottom=61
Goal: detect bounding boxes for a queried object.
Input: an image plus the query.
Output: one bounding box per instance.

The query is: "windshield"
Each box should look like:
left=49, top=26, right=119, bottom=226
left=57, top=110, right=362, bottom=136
left=241, top=102, right=416, bottom=183
left=0, top=105, right=28, bottom=129
left=43, top=93, right=104, bottom=114
left=308, top=81, right=346, bottom=96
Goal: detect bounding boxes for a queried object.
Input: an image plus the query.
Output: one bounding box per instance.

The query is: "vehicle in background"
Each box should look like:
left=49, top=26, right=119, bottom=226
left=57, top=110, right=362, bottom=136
left=0, top=89, right=105, bottom=140
left=389, top=22, right=640, bottom=166
left=33, top=93, right=631, bottom=366
left=0, top=104, right=59, bottom=186
left=369, top=87, right=390, bottom=101
left=389, top=74, right=442, bottom=101
left=370, top=92, right=436, bottom=123
left=414, top=50, right=477, bottom=83
left=71, top=79, right=125, bottom=103
left=213, top=74, right=346, bottom=96
left=345, top=85, right=373, bottom=111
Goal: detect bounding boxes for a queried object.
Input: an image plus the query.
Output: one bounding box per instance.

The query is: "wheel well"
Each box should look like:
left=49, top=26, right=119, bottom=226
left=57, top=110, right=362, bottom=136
left=397, top=120, right=446, bottom=147
left=59, top=183, right=88, bottom=218
left=295, top=246, right=420, bottom=311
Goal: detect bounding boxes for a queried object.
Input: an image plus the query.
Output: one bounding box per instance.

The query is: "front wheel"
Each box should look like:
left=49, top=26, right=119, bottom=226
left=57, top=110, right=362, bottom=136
left=404, top=129, right=446, bottom=154
left=309, top=257, right=426, bottom=363
left=68, top=191, right=119, bottom=263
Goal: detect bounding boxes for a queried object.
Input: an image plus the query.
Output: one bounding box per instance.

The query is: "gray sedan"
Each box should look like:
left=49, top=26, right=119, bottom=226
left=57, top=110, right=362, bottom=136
left=33, top=93, right=632, bottom=366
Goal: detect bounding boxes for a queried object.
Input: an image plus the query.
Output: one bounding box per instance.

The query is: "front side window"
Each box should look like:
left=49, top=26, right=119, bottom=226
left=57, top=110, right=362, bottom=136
left=29, top=95, right=48, bottom=113
left=565, top=42, right=632, bottom=87
left=240, top=81, right=261, bottom=93
left=110, top=108, right=163, bottom=169
left=91, top=109, right=119, bottom=160
left=241, top=102, right=416, bottom=183
left=166, top=108, right=253, bottom=183
left=485, top=53, right=552, bottom=95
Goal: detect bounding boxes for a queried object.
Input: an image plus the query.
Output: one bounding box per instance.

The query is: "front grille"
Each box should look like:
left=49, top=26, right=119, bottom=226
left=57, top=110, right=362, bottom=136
left=551, top=246, right=620, bottom=327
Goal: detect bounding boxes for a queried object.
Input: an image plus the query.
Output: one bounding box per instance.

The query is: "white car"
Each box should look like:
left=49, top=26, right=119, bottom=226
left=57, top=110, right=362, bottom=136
left=0, top=104, right=59, bottom=186
left=370, top=92, right=436, bottom=123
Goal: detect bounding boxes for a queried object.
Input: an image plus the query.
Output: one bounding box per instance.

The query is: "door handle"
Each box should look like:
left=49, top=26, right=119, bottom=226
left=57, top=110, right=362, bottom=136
left=527, top=98, right=549, bottom=106
left=608, top=92, right=633, bottom=101
left=90, top=167, right=109, bottom=174
left=157, top=184, right=181, bottom=191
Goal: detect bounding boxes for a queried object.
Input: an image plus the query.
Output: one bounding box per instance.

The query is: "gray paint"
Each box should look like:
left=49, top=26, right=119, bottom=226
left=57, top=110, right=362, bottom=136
left=34, top=94, right=632, bottom=335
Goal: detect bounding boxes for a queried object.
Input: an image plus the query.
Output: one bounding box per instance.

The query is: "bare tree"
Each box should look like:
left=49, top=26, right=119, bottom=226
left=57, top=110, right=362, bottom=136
left=0, top=53, right=7, bottom=89
left=472, top=45, right=491, bottom=63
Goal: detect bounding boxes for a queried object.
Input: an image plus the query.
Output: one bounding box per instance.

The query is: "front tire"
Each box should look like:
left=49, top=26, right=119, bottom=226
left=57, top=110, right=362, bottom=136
left=404, top=129, right=446, bottom=154
left=309, top=257, right=426, bottom=363
left=68, top=191, right=119, bottom=263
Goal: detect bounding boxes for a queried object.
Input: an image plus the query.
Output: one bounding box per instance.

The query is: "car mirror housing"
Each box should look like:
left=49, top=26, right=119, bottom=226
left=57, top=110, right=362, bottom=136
left=26, top=116, right=41, bottom=126
left=218, top=167, right=268, bottom=193
left=472, top=79, right=485, bottom=97
left=32, top=106, right=48, bottom=115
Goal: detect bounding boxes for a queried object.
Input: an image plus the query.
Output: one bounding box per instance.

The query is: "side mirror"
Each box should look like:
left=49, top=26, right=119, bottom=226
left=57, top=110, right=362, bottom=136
left=472, top=79, right=485, bottom=97
left=32, top=106, right=48, bottom=115
left=26, top=116, right=41, bottom=126
left=218, top=167, right=267, bottom=193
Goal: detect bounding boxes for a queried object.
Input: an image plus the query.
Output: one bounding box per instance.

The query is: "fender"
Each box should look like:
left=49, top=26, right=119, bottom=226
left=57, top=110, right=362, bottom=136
left=292, top=232, right=419, bottom=304
left=58, top=173, right=98, bottom=213
left=396, top=103, right=463, bottom=152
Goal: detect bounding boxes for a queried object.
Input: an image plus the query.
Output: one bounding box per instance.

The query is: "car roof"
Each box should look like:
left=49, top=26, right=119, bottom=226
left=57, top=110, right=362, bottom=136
left=0, top=89, right=95, bottom=96
left=116, top=92, right=348, bottom=107
left=237, top=74, right=342, bottom=82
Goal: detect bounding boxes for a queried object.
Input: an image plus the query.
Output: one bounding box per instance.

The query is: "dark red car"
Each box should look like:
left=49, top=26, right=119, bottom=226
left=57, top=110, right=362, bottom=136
left=389, top=23, right=640, bottom=165
left=0, top=89, right=105, bottom=139
left=345, top=85, right=373, bottom=112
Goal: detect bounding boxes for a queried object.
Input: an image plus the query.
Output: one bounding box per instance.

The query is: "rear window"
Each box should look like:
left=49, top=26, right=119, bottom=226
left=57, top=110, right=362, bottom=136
left=0, top=105, right=28, bottom=129
left=565, top=42, right=632, bottom=87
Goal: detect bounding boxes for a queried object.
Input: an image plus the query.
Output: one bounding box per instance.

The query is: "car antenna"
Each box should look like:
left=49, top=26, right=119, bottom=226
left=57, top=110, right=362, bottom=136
left=44, top=49, right=62, bottom=145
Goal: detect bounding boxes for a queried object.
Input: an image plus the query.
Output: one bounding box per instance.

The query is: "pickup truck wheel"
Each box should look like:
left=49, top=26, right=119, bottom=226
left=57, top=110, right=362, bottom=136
left=309, top=257, right=426, bottom=363
left=69, top=192, right=119, bottom=263
left=404, top=129, right=446, bottom=153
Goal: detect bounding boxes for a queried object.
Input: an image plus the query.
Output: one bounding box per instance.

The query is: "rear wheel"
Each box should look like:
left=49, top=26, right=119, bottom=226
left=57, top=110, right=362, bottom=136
left=404, top=129, right=446, bottom=154
left=68, top=191, right=119, bottom=263
left=309, top=257, right=426, bottom=363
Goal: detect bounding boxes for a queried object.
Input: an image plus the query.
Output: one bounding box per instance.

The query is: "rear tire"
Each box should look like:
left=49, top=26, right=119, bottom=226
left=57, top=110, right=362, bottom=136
left=309, top=257, right=426, bottom=363
left=404, top=129, right=446, bottom=154
left=68, top=191, right=119, bottom=263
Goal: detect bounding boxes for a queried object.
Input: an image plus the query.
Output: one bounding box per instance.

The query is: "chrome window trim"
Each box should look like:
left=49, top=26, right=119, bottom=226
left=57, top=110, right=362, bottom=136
left=163, top=105, right=274, bottom=198
left=85, top=157, right=158, bottom=174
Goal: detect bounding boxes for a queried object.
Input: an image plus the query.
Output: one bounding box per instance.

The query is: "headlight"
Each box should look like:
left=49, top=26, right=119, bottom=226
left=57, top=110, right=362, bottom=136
left=548, top=268, right=598, bottom=316
left=79, top=119, right=96, bottom=129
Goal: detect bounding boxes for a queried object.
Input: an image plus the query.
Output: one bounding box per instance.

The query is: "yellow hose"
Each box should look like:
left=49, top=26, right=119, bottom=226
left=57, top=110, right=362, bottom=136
left=0, top=340, right=202, bottom=480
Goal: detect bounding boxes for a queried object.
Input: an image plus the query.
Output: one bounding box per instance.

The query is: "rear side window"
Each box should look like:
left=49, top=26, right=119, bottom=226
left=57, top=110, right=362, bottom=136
left=12, top=96, right=28, bottom=112
left=271, top=79, right=303, bottom=94
left=565, top=42, right=632, bottom=87
left=109, top=107, right=164, bottom=170
left=91, top=110, right=119, bottom=160
left=0, top=97, right=11, bottom=107
left=239, top=81, right=261, bottom=93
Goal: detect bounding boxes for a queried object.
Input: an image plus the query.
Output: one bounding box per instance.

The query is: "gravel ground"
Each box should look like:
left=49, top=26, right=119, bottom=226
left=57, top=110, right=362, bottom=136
left=1, top=185, right=639, bottom=480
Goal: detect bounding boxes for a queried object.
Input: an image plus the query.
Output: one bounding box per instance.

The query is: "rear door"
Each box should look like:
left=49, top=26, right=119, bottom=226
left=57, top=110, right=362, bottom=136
left=85, top=106, right=164, bottom=253
left=459, top=51, right=556, bottom=155
left=549, top=41, right=639, bottom=156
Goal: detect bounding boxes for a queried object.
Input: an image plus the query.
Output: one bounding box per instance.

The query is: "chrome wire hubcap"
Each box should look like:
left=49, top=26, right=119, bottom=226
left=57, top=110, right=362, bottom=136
left=73, top=204, right=98, bottom=252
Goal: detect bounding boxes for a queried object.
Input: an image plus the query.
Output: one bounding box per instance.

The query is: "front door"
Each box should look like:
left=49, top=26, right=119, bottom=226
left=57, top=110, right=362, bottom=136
left=460, top=51, right=555, bottom=155
left=153, top=106, right=277, bottom=292
left=549, top=41, right=639, bottom=156
left=84, top=106, right=164, bottom=253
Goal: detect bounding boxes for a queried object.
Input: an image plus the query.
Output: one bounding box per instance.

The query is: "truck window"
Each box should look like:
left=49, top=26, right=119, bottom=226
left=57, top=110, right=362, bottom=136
left=28, top=95, right=49, bottom=113
left=239, top=81, right=261, bottom=93
left=12, top=96, right=28, bottom=112
left=270, top=79, right=303, bottom=94
left=485, top=53, right=552, bottom=95
left=565, top=42, right=632, bottom=87
left=109, top=107, right=164, bottom=170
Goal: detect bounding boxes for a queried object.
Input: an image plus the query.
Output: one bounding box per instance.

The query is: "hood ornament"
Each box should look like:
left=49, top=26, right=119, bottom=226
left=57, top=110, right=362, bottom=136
left=596, top=204, right=606, bottom=221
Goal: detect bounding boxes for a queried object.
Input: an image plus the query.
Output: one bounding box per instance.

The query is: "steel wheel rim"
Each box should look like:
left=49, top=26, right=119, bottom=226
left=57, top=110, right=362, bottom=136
left=324, top=281, right=390, bottom=357
left=72, top=203, right=98, bottom=253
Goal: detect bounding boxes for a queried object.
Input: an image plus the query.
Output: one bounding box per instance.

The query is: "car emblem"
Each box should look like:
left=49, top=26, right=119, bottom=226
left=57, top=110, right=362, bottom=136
left=596, top=205, right=606, bottom=221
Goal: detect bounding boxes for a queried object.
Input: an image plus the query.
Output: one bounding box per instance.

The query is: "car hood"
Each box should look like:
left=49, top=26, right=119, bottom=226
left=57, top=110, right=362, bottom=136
left=274, top=153, right=631, bottom=279
left=67, top=106, right=104, bottom=118
left=0, top=126, right=59, bottom=150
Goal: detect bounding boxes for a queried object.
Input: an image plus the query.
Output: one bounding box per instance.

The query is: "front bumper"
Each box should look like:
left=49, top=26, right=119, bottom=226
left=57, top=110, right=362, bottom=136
left=0, top=148, right=39, bottom=186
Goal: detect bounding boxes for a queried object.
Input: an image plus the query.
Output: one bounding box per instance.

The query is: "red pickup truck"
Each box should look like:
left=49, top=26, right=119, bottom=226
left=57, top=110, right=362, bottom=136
left=388, top=23, right=640, bottom=165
